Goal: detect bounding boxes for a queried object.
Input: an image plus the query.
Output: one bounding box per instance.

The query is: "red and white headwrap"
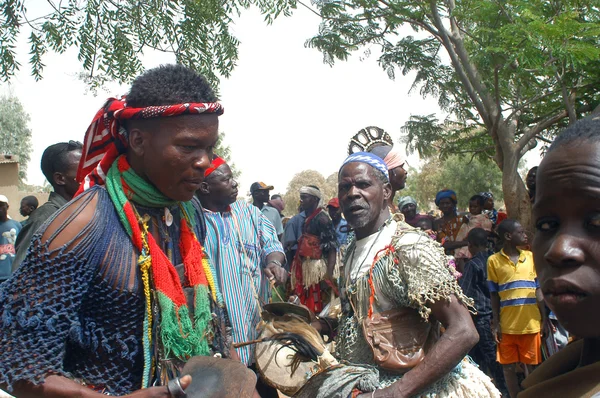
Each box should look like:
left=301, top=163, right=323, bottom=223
left=76, top=97, right=224, bottom=195
left=383, top=147, right=406, bottom=170
left=204, top=155, right=227, bottom=177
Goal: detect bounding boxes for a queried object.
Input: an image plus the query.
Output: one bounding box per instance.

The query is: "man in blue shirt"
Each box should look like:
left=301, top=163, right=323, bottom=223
left=459, top=227, right=507, bottom=396
left=0, top=195, right=22, bottom=283
left=327, top=198, right=348, bottom=247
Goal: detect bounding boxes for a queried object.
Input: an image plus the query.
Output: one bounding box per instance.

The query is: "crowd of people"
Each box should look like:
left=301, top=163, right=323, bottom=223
left=0, top=65, right=598, bottom=398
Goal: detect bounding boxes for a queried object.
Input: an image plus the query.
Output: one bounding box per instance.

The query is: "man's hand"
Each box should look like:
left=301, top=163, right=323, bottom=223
left=125, top=375, right=192, bottom=397
left=492, top=320, right=502, bottom=344
left=264, top=262, right=287, bottom=285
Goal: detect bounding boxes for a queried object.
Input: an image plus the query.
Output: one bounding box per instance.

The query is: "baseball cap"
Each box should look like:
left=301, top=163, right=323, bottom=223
left=327, top=198, right=340, bottom=208
left=250, top=182, right=274, bottom=194
left=0, top=195, right=8, bottom=204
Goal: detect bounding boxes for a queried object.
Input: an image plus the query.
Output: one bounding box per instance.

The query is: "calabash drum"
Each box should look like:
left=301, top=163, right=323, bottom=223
left=255, top=303, right=318, bottom=396
left=180, top=356, right=257, bottom=398
left=255, top=331, right=318, bottom=396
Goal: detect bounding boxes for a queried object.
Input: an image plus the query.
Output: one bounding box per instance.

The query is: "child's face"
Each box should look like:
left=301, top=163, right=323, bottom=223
left=533, top=141, right=600, bottom=339
left=469, top=200, right=482, bottom=215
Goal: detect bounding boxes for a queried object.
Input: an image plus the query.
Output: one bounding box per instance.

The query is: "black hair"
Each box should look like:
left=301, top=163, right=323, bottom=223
left=467, top=228, right=488, bottom=247
left=469, top=194, right=485, bottom=206
left=21, top=196, right=39, bottom=209
left=527, top=166, right=538, bottom=176
left=307, top=185, right=320, bottom=191
left=497, top=219, right=520, bottom=241
left=126, top=64, right=217, bottom=107
left=41, top=141, right=83, bottom=188
left=548, top=115, right=600, bottom=153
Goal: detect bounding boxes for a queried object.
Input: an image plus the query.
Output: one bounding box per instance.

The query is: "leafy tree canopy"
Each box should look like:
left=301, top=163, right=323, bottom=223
left=303, top=0, right=600, bottom=224
left=0, top=94, right=32, bottom=181
left=1, top=0, right=297, bottom=89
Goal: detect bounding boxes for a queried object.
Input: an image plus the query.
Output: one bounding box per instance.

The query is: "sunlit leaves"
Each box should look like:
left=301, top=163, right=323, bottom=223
left=1, top=0, right=298, bottom=89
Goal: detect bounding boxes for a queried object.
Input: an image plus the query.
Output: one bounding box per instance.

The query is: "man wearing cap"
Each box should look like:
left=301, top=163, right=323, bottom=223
left=326, top=198, right=348, bottom=247
left=0, top=65, right=241, bottom=397
left=290, top=185, right=338, bottom=313
left=251, top=181, right=283, bottom=241
left=197, top=156, right=286, bottom=359
left=331, top=152, right=499, bottom=397
left=0, top=195, right=22, bottom=283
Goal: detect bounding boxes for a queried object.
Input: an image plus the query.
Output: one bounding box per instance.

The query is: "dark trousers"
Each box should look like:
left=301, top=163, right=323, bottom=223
left=470, top=314, right=509, bottom=396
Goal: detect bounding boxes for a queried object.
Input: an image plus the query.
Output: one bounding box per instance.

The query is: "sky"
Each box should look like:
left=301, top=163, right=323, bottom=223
left=3, top=4, right=540, bottom=198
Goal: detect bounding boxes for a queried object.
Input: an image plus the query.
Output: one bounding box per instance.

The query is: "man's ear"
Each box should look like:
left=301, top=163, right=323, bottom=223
left=53, top=171, right=66, bottom=187
left=128, top=127, right=147, bottom=158
left=383, top=182, right=392, bottom=201
left=198, top=181, right=210, bottom=196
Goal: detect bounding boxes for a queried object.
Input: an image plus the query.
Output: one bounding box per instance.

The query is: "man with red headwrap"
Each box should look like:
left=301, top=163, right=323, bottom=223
left=0, top=65, right=244, bottom=397
left=197, top=156, right=286, bottom=397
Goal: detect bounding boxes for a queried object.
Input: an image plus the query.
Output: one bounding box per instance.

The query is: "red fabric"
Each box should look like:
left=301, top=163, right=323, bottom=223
left=327, top=198, right=340, bottom=208
left=76, top=97, right=224, bottom=196
left=179, top=221, right=208, bottom=286
left=497, top=211, right=508, bottom=224
left=204, top=155, right=226, bottom=177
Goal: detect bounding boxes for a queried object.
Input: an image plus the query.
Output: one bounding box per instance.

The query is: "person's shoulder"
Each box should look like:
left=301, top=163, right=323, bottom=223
left=40, top=186, right=110, bottom=249
left=5, top=219, right=21, bottom=231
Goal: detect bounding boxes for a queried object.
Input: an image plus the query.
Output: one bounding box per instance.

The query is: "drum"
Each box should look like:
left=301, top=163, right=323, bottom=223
left=180, top=356, right=257, bottom=398
left=255, top=330, right=319, bottom=396
left=254, top=303, right=335, bottom=396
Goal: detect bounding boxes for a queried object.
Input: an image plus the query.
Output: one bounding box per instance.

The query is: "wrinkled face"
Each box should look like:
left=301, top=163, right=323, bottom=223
left=438, top=197, right=455, bottom=215
left=533, top=142, right=600, bottom=338
left=389, top=165, right=407, bottom=191
left=253, top=189, right=270, bottom=204
left=131, top=114, right=219, bottom=202
left=401, top=203, right=417, bottom=219
left=205, top=164, right=238, bottom=206
left=338, top=162, right=390, bottom=231
left=19, top=201, right=34, bottom=217
left=299, top=193, right=319, bottom=212
left=0, top=202, right=7, bottom=221
left=469, top=199, right=482, bottom=215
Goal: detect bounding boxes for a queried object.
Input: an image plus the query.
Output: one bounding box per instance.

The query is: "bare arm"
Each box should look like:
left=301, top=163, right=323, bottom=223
left=373, top=296, right=478, bottom=398
left=442, top=240, right=468, bottom=251
left=4, top=375, right=191, bottom=398
left=491, top=291, right=501, bottom=342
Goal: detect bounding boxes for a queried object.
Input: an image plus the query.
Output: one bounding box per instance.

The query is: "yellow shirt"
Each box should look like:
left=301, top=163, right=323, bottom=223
left=487, top=249, right=541, bottom=334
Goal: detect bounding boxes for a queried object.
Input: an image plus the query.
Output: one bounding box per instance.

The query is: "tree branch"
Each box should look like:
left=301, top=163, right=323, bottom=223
left=517, top=109, right=568, bottom=151
left=428, top=1, right=490, bottom=125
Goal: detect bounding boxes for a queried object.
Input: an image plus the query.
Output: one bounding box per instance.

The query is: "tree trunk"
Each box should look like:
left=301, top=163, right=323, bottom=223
left=500, top=146, right=532, bottom=230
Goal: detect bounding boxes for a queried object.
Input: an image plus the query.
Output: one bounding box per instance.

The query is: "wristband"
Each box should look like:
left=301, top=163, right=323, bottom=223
left=267, top=259, right=283, bottom=268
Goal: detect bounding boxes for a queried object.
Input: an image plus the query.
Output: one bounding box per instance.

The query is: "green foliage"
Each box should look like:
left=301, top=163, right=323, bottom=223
left=214, top=132, right=241, bottom=179
left=401, top=155, right=504, bottom=211
left=0, top=94, right=32, bottom=181
left=1, top=0, right=297, bottom=89
left=305, top=0, right=600, bottom=159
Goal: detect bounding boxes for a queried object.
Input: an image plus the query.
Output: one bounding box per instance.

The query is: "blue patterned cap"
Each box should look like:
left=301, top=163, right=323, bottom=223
left=340, top=152, right=389, bottom=181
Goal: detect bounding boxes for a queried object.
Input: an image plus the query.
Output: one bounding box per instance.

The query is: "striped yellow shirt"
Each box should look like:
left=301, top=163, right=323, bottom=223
left=487, top=249, right=541, bottom=334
